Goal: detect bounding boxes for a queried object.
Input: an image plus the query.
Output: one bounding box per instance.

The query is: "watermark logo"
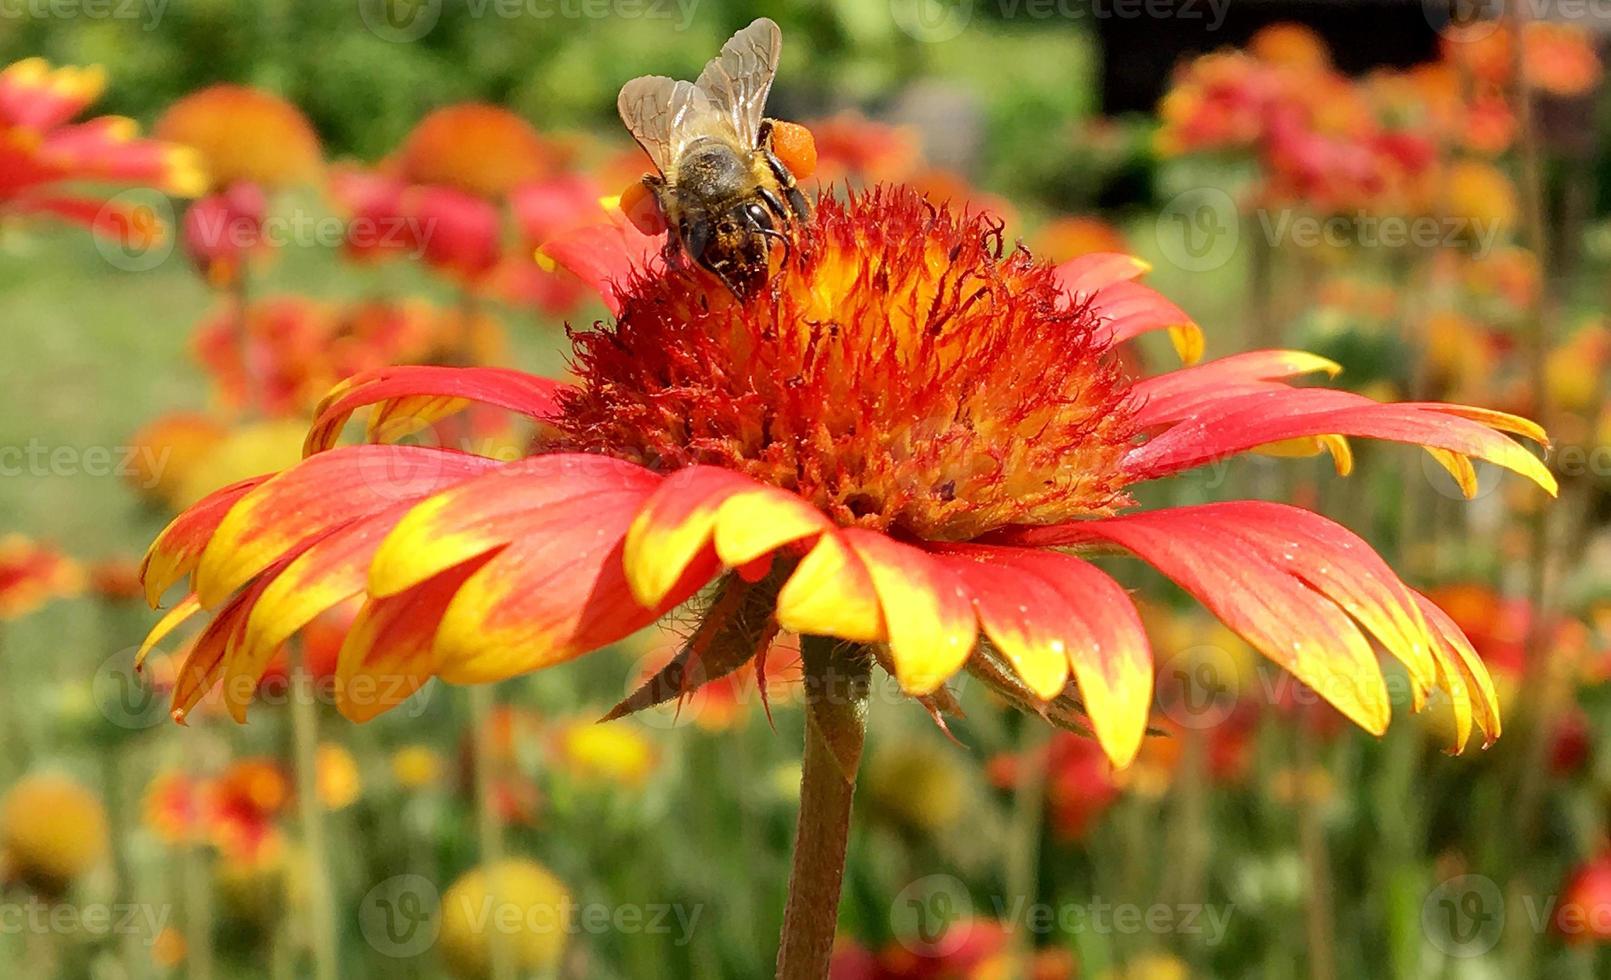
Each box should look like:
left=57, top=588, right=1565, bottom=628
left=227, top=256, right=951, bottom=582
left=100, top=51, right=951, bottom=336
left=1157, top=642, right=1241, bottom=730
left=1156, top=187, right=1239, bottom=272
left=358, top=0, right=442, bottom=42
left=891, top=0, right=973, bottom=43
left=93, top=190, right=175, bottom=273
left=891, top=874, right=974, bottom=955
left=92, top=647, right=170, bottom=730
left=361, top=874, right=442, bottom=957
left=1422, top=874, right=1504, bottom=957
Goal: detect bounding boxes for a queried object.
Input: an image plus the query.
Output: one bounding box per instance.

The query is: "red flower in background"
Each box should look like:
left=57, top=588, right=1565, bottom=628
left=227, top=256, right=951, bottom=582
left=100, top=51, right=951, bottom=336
left=1556, top=852, right=1611, bottom=943
left=831, top=920, right=1073, bottom=979
left=329, top=103, right=597, bottom=314
left=0, top=535, right=82, bottom=620
left=989, top=733, right=1120, bottom=841
left=0, top=58, right=203, bottom=244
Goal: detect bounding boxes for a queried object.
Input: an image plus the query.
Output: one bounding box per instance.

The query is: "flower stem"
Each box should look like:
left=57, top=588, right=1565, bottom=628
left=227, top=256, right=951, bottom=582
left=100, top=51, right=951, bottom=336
left=776, top=637, right=870, bottom=980
left=290, top=652, right=339, bottom=980
left=469, top=683, right=516, bottom=980
left=1004, top=722, right=1049, bottom=970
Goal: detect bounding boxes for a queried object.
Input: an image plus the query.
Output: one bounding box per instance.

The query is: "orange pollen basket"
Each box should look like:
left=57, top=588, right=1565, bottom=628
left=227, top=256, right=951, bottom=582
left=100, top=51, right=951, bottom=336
left=557, top=186, right=1138, bottom=541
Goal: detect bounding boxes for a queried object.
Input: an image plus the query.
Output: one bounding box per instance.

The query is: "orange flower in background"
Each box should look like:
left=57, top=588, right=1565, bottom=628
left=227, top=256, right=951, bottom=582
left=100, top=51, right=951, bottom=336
left=1521, top=22, right=1603, bottom=97
left=328, top=106, right=584, bottom=295
left=395, top=103, right=560, bottom=200
left=0, top=535, right=82, bottom=619
left=156, top=85, right=321, bottom=287
left=0, top=58, right=202, bottom=244
left=155, top=84, right=321, bottom=192
left=1028, top=215, right=1127, bottom=265
left=1442, top=21, right=1603, bottom=99
left=89, top=556, right=145, bottom=602
left=1247, top=22, right=1331, bottom=72
left=125, top=412, right=231, bottom=507
left=140, top=183, right=1549, bottom=768
left=806, top=112, right=922, bottom=188
left=191, top=295, right=504, bottom=418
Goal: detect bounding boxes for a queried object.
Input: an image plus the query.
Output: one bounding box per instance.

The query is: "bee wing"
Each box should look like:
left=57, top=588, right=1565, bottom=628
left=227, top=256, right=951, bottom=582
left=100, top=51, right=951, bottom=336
left=617, top=74, right=716, bottom=175
left=694, top=17, right=782, bottom=149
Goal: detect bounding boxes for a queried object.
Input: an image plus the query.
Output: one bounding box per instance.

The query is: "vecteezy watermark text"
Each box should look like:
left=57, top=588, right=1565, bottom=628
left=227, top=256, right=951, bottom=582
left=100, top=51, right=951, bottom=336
left=0, top=440, right=169, bottom=488
left=0, top=900, right=172, bottom=943
left=0, top=0, right=166, bottom=30
left=1259, top=210, right=1505, bottom=257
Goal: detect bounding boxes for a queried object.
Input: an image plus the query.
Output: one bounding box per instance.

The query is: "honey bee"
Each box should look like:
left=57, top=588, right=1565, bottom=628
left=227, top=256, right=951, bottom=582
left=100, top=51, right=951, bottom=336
left=617, top=17, right=813, bottom=297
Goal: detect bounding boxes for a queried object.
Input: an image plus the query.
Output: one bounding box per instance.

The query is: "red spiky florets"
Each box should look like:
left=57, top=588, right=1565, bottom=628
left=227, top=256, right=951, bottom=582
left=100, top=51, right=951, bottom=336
left=557, top=186, right=1138, bottom=540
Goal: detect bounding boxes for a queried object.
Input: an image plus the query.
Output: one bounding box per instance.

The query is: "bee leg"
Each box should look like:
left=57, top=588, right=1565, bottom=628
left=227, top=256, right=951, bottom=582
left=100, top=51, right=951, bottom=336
left=758, top=225, right=792, bottom=266
left=757, top=185, right=790, bottom=223
left=679, top=217, right=712, bottom=268
left=758, top=121, right=811, bottom=221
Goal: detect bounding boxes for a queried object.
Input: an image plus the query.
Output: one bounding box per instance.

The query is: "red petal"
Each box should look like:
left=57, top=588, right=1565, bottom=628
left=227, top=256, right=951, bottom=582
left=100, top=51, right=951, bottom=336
left=938, top=544, right=1153, bottom=767
left=304, top=366, right=569, bottom=455
left=537, top=220, right=664, bottom=316
left=1052, top=252, right=1151, bottom=296
left=1131, top=350, right=1342, bottom=427
left=1013, top=504, right=1394, bottom=735
left=1124, top=387, right=1555, bottom=494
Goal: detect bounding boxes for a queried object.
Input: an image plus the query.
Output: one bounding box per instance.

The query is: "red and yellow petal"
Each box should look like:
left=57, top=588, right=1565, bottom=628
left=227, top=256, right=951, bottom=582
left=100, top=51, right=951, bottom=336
left=1082, top=278, right=1203, bottom=364
left=841, top=529, right=975, bottom=695
left=1124, top=386, right=1555, bottom=495
left=1024, top=506, right=1393, bottom=735
left=141, top=476, right=269, bottom=607
left=193, top=446, right=498, bottom=608
left=939, top=544, right=1153, bottom=766
left=335, top=557, right=495, bottom=723
left=1130, top=350, right=1343, bottom=427
left=1052, top=251, right=1151, bottom=296
left=369, top=454, right=660, bottom=598
left=622, top=466, right=828, bottom=608
left=303, top=366, right=568, bottom=456
left=1415, top=591, right=1502, bottom=750
left=773, top=529, right=884, bottom=643
left=432, top=490, right=717, bottom=683
left=226, top=509, right=412, bottom=722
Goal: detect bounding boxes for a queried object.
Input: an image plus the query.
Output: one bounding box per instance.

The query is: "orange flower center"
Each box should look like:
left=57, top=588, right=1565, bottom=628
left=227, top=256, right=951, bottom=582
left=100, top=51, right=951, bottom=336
left=558, top=187, right=1137, bottom=541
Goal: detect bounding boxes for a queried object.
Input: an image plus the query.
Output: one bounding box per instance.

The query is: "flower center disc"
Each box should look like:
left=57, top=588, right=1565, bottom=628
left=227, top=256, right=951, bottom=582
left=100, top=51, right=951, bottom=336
left=559, top=186, right=1138, bottom=541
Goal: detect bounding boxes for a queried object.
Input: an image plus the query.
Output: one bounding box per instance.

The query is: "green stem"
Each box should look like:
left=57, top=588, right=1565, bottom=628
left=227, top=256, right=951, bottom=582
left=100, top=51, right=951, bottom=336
left=775, top=637, right=870, bottom=980
left=290, top=653, right=339, bottom=980
left=1004, top=722, right=1049, bottom=969
left=469, top=683, right=516, bottom=980
left=1296, top=725, right=1336, bottom=980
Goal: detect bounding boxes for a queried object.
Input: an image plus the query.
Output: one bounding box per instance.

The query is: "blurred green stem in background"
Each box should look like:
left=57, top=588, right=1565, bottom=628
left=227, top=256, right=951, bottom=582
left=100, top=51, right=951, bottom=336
left=776, top=636, right=870, bottom=980
left=289, top=649, right=339, bottom=980
left=1005, top=720, right=1050, bottom=972
left=469, top=682, right=517, bottom=980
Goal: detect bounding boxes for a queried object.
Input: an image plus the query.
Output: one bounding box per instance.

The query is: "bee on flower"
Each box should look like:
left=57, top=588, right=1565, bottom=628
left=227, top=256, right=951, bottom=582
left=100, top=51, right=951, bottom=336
left=137, top=19, right=1551, bottom=971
